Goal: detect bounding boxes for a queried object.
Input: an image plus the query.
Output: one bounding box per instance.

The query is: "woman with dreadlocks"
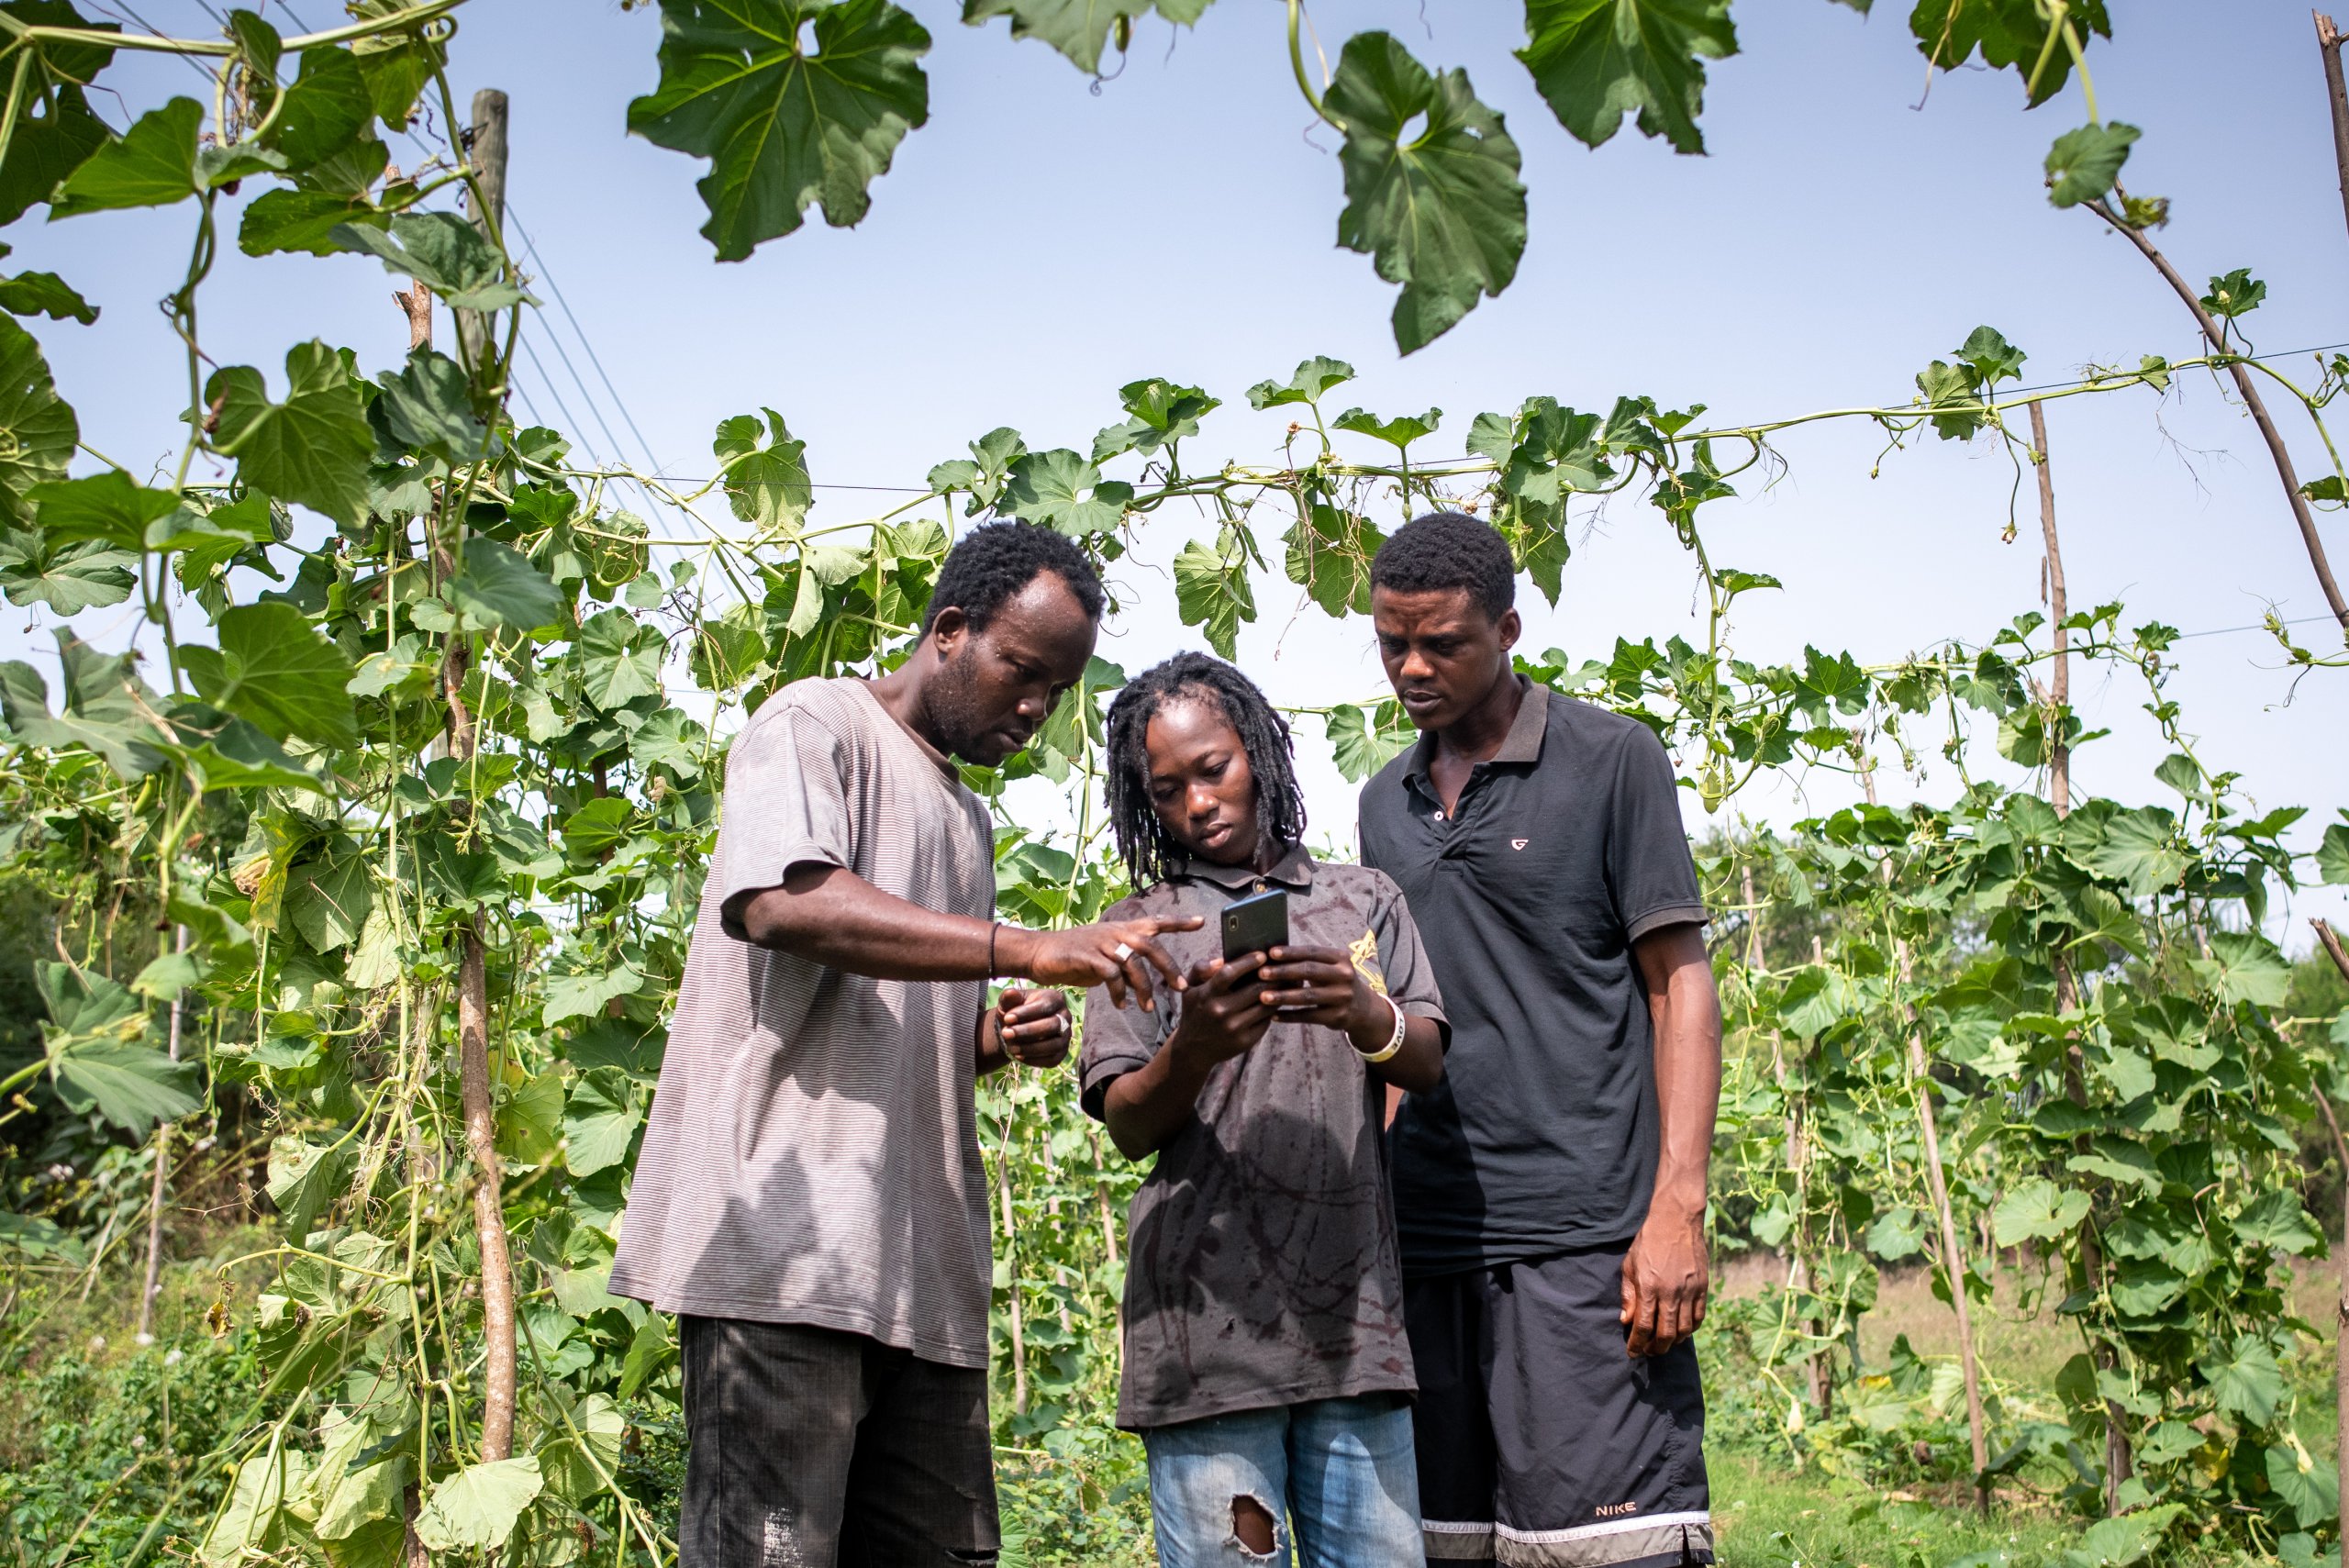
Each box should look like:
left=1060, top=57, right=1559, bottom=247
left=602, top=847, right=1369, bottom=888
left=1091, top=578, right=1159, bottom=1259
left=1075, top=651, right=1448, bottom=1568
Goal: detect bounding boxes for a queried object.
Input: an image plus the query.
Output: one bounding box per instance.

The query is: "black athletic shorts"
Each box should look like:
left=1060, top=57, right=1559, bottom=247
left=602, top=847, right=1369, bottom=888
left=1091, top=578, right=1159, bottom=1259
left=678, top=1317, right=999, bottom=1567
left=1404, top=1245, right=1713, bottom=1567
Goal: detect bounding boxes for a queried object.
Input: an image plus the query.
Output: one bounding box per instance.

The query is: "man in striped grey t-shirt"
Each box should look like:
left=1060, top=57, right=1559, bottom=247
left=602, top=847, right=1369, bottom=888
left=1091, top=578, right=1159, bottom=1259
left=614, top=523, right=1197, bottom=1567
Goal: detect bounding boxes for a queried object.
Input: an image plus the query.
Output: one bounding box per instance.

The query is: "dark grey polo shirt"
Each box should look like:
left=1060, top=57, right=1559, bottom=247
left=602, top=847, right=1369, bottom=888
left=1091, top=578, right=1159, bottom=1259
left=1359, top=680, right=1708, bottom=1274
left=1076, top=844, right=1449, bottom=1429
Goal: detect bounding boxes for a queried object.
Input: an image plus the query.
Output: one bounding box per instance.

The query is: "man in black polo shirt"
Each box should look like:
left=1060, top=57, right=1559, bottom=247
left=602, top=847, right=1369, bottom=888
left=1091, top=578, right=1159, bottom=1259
left=1357, top=512, right=1722, bottom=1568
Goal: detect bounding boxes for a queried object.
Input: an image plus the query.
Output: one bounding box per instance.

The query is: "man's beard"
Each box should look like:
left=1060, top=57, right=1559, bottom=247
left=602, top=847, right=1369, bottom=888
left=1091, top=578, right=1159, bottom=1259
left=920, top=646, right=994, bottom=762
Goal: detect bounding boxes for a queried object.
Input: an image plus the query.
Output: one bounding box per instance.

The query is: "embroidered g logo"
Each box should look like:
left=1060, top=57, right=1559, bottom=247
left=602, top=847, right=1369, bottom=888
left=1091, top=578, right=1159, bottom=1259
left=1511, top=839, right=1530, bottom=851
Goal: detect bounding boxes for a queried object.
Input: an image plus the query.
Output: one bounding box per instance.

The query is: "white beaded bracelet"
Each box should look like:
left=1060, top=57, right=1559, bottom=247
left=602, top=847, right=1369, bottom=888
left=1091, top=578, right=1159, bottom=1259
left=1355, top=994, right=1407, bottom=1063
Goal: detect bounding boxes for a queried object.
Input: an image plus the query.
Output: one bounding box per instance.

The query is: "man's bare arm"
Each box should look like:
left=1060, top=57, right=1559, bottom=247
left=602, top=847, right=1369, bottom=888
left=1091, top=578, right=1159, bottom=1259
left=729, top=863, right=1198, bottom=1006
left=1620, top=922, right=1723, bottom=1357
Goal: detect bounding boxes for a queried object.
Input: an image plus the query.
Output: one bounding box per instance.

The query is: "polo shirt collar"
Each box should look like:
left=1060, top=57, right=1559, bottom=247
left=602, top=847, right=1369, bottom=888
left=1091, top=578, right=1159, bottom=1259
left=1174, top=840, right=1317, bottom=892
left=1403, top=676, right=1551, bottom=786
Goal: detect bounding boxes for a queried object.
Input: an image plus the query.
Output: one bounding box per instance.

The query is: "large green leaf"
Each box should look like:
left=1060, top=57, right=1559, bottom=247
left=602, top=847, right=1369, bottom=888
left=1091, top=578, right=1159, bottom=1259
left=49, top=95, right=199, bottom=217
left=2198, top=930, right=2291, bottom=1009
left=963, top=0, right=1144, bottom=73
left=1327, top=33, right=1524, bottom=353
left=0, top=533, right=133, bottom=613
left=2083, top=806, right=2187, bottom=896
left=1245, top=355, right=1353, bottom=411
left=347, top=0, right=447, bottom=128
left=1283, top=502, right=1383, bottom=618
left=629, top=0, right=933, bottom=261
left=28, top=470, right=178, bottom=550
left=1909, top=0, right=2110, bottom=107
left=183, top=600, right=360, bottom=747
left=575, top=608, right=667, bottom=709
left=1322, top=702, right=1411, bottom=784
left=1172, top=529, right=1256, bottom=659
left=1992, top=1177, right=2090, bottom=1246
left=373, top=346, right=484, bottom=459
left=0, top=632, right=165, bottom=775
left=287, top=851, right=373, bottom=954
left=206, top=340, right=373, bottom=527
left=412, top=1456, right=543, bottom=1553
left=0, top=3, right=118, bottom=225
left=715, top=406, right=812, bottom=536
left=239, top=188, right=386, bottom=258
left=331, top=212, right=531, bottom=313
left=2319, top=821, right=2349, bottom=885
left=1092, top=376, right=1219, bottom=463
left=2266, top=1441, right=2340, bottom=1531
left=564, top=1066, right=643, bottom=1177
left=2044, top=121, right=2139, bottom=210
left=1000, top=448, right=1130, bottom=537
left=450, top=538, right=564, bottom=633
left=0, top=268, right=95, bottom=323
left=541, top=960, right=646, bottom=1027
left=2234, top=1189, right=2323, bottom=1257
left=267, top=47, right=373, bottom=172
left=199, top=1447, right=310, bottom=1566
left=50, top=1038, right=199, bottom=1138
left=1518, top=0, right=1736, bottom=155
left=266, top=1133, right=352, bottom=1241
left=0, top=314, right=79, bottom=525
left=2201, top=1336, right=2284, bottom=1425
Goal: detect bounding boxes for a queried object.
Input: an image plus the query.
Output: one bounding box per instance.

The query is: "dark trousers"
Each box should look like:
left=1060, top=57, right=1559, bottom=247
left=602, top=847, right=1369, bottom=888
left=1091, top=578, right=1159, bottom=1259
left=679, top=1316, right=1000, bottom=1568
left=1405, top=1246, right=1711, bottom=1567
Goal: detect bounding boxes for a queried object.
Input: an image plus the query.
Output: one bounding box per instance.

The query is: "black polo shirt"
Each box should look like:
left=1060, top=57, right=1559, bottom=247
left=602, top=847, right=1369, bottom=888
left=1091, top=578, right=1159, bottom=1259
left=1359, top=679, right=1708, bottom=1274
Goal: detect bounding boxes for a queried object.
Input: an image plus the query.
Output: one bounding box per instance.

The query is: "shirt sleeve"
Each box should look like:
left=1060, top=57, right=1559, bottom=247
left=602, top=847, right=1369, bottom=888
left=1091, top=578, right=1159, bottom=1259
left=1076, top=900, right=1173, bottom=1122
left=1607, top=721, right=1709, bottom=942
left=714, top=694, right=859, bottom=938
left=1369, top=873, right=1451, bottom=1046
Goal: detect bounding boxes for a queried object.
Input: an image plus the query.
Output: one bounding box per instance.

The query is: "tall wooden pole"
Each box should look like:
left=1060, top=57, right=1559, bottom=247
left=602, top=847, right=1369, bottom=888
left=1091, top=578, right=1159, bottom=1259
left=456, top=89, right=508, bottom=370
left=449, top=84, right=516, bottom=1465
left=2316, top=14, right=2349, bottom=247
left=134, top=926, right=187, bottom=1343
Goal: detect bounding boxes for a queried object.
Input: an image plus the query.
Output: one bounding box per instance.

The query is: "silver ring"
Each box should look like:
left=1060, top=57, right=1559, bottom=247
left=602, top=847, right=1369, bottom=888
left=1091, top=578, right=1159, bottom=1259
left=1112, top=941, right=1133, bottom=962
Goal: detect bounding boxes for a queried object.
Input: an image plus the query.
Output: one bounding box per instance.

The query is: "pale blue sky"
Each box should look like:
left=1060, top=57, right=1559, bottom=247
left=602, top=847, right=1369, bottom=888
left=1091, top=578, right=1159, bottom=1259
left=13, top=0, right=2349, bottom=939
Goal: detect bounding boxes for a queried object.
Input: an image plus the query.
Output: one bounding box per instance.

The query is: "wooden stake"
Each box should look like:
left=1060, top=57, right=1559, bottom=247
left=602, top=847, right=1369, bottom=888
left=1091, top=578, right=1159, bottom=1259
left=1863, top=770, right=1991, bottom=1507
left=456, top=88, right=508, bottom=369
left=134, top=925, right=187, bottom=1344
left=2030, top=401, right=2069, bottom=818
left=2083, top=195, right=2349, bottom=636
left=2316, top=13, right=2349, bottom=247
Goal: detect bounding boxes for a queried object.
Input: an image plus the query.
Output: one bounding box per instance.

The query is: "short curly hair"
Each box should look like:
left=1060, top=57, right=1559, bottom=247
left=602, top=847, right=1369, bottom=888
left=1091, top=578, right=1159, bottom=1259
left=1104, top=652, right=1307, bottom=890
left=1370, top=510, right=1516, bottom=620
left=921, top=521, right=1106, bottom=636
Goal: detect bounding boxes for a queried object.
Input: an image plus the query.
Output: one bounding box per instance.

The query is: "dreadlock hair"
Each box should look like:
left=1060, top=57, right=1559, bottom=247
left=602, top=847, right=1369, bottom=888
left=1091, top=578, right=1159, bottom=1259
left=920, top=520, right=1105, bottom=636
left=1104, top=652, right=1308, bottom=891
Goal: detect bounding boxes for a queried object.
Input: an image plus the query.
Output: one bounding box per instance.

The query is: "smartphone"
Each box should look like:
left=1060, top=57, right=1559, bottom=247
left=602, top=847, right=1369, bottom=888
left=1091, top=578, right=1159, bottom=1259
left=1220, top=887, right=1289, bottom=963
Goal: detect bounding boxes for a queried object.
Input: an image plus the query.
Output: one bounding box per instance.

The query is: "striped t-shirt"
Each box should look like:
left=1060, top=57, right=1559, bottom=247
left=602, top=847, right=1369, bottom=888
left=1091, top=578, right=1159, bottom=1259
left=610, top=677, right=998, bottom=1367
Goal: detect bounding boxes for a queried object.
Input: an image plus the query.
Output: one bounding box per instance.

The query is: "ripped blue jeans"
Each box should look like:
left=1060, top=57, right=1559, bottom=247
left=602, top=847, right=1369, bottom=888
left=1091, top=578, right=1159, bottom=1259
left=1141, top=1395, right=1422, bottom=1568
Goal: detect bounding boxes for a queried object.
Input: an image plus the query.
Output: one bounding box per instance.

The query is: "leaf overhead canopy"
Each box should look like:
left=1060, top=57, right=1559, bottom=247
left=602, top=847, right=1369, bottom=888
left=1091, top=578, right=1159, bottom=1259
left=1245, top=355, right=1354, bottom=411
left=1519, top=0, right=1738, bottom=155
left=49, top=95, right=199, bottom=217
left=1909, top=0, right=2112, bottom=106
left=205, top=340, right=373, bottom=527
left=962, top=0, right=1215, bottom=76
left=2044, top=121, right=2139, bottom=209
left=1326, top=32, right=1525, bottom=354
left=1000, top=448, right=1130, bottom=537
left=0, top=314, right=79, bottom=526
left=629, top=0, right=933, bottom=261
left=182, top=601, right=361, bottom=748
left=333, top=212, right=532, bottom=312
left=715, top=406, right=814, bottom=536
left=0, top=1, right=118, bottom=226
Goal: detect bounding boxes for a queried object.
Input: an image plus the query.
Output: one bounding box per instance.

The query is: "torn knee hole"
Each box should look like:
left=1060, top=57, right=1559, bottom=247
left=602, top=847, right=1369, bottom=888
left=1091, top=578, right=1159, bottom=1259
left=1229, top=1494, right=1279, bottom=1558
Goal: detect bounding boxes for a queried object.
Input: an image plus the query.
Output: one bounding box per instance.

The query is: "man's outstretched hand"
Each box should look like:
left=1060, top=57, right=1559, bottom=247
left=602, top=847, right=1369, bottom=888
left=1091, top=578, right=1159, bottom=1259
left=1011, top=916, right=1204, bottom=1010
left=1620, top=1199, right=1709, bottom=1358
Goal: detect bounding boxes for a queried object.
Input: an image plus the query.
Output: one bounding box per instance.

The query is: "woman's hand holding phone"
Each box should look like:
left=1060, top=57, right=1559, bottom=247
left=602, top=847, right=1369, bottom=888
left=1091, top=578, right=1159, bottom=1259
left=1256, top=947, right=1389, bottom=1048
left=1166, top=952, right=1275, bottom=1068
